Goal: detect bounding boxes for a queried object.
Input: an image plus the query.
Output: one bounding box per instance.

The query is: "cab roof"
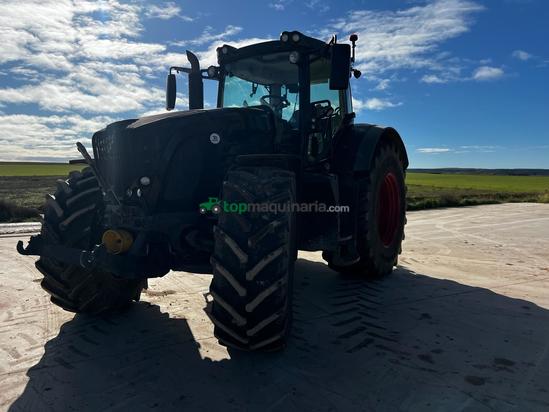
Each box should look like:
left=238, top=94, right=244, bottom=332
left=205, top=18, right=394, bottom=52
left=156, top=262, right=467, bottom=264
left=217, top=31, right=328, bottom=65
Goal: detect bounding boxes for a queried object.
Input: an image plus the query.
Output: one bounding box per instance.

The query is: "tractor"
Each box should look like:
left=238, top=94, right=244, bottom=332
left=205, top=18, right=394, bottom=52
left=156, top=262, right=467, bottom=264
left=18, top=31, right=408, bottom=351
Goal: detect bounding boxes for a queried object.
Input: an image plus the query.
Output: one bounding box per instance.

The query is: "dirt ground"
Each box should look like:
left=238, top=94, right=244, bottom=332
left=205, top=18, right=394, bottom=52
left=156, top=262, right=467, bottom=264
left=1, top=203, right=549, bottom=411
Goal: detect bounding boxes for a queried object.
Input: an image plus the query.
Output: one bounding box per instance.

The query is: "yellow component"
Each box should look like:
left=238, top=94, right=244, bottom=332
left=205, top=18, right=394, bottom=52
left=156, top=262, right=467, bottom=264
left=102, top=229, right=133, bottom=255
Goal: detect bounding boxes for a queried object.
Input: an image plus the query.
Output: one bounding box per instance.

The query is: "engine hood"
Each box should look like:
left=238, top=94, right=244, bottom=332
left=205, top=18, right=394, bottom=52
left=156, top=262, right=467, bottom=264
left=92, top=106, right=276, bottom=212
left=122, top=105, right=275, bottom=135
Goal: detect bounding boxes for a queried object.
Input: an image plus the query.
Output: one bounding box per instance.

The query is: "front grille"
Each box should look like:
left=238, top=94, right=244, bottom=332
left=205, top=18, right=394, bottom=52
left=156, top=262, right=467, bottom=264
left=90, top=107, right=277, bottom=214
left=92, top=121, right=161, bottom=200
left=94, top=129, right=116, bottom=162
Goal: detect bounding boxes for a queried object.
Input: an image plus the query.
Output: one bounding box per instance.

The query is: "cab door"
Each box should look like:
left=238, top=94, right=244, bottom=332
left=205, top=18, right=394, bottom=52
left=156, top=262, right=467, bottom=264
left=307, top=57, right=350, bottom=164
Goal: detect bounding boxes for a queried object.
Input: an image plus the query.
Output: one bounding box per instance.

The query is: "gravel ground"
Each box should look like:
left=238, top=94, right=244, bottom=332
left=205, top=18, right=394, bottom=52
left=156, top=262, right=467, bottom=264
left=1, top=203, right=549, bottom=411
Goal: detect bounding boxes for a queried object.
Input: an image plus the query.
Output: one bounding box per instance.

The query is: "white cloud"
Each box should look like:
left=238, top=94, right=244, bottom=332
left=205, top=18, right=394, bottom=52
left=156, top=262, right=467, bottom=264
left=0, top=77, right=165, bottom=114
left=78, top=39, right=166, bottom=61
left=417, top=147, right=451, bottom=153
left=423, top=64, right=506, bottom=84
left=9, top=67, right=41, bottom=82
left=324, top=0, right=506, bottom=87
left=472, top=66, right=504, bottom=81
left=374, top=79, right=391, bottom=90
left=144, top=2, right=192, bottom=21
left=269, top=0, right=292, bottom=11
left=421, top=74, right=448, bottom=84
left=417, top=145, right=503, bottom=155
left=459, top=145, right=499, bottom=152
left=512, top=50, right=532, bottom=61
left=306, top=0, right=330, bottom=13
left=0, top=0, right=181, bottom=115
left=170, top=25, right=243, bottom=47
left=326, top=0, right=483, bottom=76
left=353, top=97, right=401, bottom=112
left=0, top=0, right=203, bottom=160
left=0, top=113, right=116, bottom=161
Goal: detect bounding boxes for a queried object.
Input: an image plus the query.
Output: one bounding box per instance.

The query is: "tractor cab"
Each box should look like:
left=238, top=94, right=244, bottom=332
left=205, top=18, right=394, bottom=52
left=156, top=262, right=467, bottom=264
left=167, top=31, right=358, bottom=164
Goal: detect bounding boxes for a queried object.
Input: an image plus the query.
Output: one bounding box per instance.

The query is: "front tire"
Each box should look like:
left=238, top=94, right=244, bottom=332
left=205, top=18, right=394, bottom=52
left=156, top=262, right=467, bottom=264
left=326, top=142, right=406, bottom=276
left=209, top=167, right=296, bottom=351
left=37, top=168, right=144, bottom=314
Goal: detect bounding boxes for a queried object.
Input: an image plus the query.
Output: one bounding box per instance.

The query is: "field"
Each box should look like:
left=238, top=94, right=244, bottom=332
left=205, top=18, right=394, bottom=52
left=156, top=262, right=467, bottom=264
left=407, top=172, right=549, bottom=210
left=0, top=163, right=85, bottom=222
left=407, top=173, right=549, bottom=193
left=0, top=162, right=82, bottom=177
left=0, top=163, right=548, bottom=222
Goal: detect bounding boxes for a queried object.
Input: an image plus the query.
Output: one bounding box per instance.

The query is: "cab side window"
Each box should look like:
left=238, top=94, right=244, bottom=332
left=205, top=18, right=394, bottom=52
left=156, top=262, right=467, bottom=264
left=311, top=81, right=344, bottom=134
left=310, top=54, right=347, bottom=135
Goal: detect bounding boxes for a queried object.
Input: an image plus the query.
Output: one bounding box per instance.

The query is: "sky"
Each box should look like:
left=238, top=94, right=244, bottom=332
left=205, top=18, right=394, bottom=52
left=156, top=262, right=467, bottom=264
left=0, top=0, right=547, bottom=168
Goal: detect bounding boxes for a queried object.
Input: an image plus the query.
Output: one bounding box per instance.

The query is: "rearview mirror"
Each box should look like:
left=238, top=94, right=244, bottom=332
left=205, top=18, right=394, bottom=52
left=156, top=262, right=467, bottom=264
left=166, top=73, right=176, bottom=111
left=329, top=44, right=351, bottom=90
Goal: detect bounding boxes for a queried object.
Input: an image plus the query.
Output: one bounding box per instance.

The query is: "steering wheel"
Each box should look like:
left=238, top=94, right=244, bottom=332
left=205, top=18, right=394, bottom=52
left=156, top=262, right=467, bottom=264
left=311, top=100, right=334, bottom=119
left=260, top=95, right=290, bottom=111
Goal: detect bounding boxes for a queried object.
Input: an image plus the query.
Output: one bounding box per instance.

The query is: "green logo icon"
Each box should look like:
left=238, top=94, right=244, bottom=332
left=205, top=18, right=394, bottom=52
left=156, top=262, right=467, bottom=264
left=199, top=197, right=222, bottom=214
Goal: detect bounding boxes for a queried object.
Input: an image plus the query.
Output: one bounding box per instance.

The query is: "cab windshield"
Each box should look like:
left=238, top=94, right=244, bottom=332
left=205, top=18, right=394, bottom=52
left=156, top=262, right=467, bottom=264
left=221, top=51, right=345, bottom=130
left=222, top=52, right=299, bottom=122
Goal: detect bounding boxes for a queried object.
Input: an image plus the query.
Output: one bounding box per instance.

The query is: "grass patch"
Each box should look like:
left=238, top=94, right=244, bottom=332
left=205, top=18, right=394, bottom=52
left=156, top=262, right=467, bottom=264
left=0, top=162, right=84, bottom=176
left=0, top=176, right=60, bottom=211
left=538, top=192, right=549, bottom=203
left=407, top=172, right=549, bottom=193
left=0, top=199, right=40, bottom=222
left=406, top=172, right=549, bottom=210
left=406, top=185, right=545, bottom=210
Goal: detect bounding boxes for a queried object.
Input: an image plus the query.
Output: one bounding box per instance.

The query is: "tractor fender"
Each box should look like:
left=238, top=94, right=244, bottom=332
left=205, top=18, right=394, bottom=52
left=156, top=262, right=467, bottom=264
left=333, top=123, right=409, bottom=173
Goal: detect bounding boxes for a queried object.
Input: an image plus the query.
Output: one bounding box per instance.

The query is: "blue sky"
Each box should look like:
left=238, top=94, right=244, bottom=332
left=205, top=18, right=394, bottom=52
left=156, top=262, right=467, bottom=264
left=0, top=0, right=547, bottom=168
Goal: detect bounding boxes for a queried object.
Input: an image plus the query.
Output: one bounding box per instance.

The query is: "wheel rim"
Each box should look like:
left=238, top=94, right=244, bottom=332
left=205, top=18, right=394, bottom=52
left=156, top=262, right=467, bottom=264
left=377, top=172, right=401, bottom=247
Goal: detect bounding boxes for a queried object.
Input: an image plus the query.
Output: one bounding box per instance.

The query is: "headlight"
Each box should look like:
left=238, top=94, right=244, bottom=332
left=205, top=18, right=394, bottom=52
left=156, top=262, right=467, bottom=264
left=289, top=51, right=300, bottom=64
left=291, top=32, right=300, bottom=42
left=280, top=32, right=289, bottom=42
left=221, top=46, right=229, bottom=54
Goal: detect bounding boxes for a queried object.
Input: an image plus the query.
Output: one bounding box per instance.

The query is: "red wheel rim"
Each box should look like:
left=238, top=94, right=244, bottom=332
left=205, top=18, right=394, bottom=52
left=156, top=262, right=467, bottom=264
left=377, top=172, right=401, bottom=247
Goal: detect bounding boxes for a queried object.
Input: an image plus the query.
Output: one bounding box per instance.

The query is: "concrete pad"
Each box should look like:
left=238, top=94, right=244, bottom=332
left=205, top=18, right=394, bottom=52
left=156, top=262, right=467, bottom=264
left=1, top=203, right=549, bottom=411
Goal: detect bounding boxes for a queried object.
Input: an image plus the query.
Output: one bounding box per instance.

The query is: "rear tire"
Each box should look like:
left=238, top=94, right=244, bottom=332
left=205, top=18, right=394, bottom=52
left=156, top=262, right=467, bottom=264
left=37, top=168, right=144, bottom=314
left=209, top=167, right=296, bottom=351
left=326, top=142, right=406, bottom=277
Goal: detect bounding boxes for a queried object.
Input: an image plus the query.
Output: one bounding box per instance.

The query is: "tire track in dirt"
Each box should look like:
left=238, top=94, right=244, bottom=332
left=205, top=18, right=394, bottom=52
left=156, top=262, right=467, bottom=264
left=327, top=279, right=397, bottom=354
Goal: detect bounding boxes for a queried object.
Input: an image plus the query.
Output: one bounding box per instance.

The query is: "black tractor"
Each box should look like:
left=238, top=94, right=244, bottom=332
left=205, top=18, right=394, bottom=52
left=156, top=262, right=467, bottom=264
left=18, top=31, right=408, bottom=351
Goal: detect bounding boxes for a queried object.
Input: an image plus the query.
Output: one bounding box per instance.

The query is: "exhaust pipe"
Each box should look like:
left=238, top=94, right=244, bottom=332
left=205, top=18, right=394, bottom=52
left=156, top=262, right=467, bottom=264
left=186, top=50, right=204, bottom=110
